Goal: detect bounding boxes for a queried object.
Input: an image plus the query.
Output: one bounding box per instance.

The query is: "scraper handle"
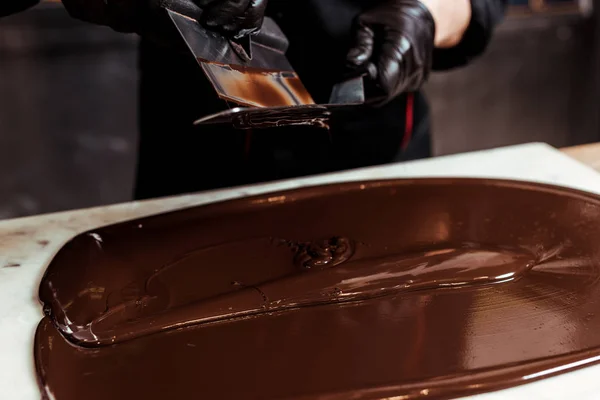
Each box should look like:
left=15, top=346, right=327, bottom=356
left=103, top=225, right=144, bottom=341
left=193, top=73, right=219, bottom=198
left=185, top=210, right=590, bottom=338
left=343, top=62, right=378, bottom=82
left=359, top=63, right=392, bottom=106
left=330, top=62, right=384, bottom=106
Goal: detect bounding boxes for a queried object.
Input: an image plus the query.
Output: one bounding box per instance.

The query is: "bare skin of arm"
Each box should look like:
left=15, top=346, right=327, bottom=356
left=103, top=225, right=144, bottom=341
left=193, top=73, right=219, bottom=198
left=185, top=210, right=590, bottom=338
left=420, top=0, right=472, bottom=48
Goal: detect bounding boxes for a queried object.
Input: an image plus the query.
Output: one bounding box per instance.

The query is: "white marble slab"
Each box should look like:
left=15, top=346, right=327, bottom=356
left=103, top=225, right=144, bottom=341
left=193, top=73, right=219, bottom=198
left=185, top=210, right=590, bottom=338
left=3, top=142, right=600, bottom=400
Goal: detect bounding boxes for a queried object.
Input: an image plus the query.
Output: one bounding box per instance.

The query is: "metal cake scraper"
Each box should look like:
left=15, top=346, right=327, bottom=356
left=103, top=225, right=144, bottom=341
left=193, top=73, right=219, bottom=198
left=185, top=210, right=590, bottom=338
left=166, top=9, right=315, bottom=109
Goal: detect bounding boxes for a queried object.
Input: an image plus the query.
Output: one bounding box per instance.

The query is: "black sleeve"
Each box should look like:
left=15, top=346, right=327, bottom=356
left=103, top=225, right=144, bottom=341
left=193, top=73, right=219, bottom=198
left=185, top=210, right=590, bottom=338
left=0, top=0, right=40, bottom=18
left=432, top=0, right=507, bottom=71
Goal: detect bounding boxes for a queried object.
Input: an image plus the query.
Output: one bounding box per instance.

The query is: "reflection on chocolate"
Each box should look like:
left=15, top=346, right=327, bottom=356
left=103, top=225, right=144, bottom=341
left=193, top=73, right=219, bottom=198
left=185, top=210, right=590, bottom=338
left=35, top=179, right=600, bottom=399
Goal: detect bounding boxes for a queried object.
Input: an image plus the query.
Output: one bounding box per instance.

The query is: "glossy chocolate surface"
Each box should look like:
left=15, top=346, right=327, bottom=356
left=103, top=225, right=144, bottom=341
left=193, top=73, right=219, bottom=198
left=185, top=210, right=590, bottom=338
left=36, top=179, right=600, bottom=399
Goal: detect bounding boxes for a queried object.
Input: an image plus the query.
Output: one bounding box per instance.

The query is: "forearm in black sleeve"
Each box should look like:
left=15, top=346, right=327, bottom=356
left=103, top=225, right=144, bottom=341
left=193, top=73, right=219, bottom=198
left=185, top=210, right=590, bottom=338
left=432, top=0, right=507, bottom=71
left=0, top=0, right=40, bottom=18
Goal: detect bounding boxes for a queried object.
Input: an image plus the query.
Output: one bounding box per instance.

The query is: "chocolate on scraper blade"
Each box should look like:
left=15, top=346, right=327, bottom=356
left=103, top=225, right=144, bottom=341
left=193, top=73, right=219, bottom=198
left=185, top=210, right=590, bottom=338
left=35, top=178, right=600, bottom=400
left=192, top=64, right=372, bottom=129
left=193, top=103, right=361, bottom=129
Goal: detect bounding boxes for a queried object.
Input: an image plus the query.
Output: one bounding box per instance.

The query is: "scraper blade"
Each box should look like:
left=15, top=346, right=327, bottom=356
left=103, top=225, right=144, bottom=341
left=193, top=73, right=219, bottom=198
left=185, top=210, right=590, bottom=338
left=193, top=71, right=370, bottom=129
left=167, top=9, right=315, bottom=108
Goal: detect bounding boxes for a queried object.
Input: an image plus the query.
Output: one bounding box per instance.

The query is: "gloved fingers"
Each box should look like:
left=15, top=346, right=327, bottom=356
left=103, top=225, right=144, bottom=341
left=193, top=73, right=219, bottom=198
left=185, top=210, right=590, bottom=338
left=375, top=35, right=412, bottom=104
left=234, top=0, right=268, bottom=37
left=201, top=0, right=251, bottom=34
left=199, top=0, right=267, bottom=37
left=347, top=0, right=435, bottom=106
left=346, top=23, right=375, bottom=67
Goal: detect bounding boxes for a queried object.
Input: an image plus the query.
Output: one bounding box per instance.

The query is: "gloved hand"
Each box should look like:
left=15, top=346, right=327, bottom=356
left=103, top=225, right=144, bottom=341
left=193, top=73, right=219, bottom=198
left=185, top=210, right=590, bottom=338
left=197, top=0, right=268, bottom=38
left=60, top=0, right=267, bottom=38
left=346, top=0, right=436, bottom=106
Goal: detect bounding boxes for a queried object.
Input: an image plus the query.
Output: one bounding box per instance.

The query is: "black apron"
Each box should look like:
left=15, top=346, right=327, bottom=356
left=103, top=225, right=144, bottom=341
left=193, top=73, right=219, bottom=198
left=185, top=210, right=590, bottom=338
left=135, top=0, right=431, bottom=200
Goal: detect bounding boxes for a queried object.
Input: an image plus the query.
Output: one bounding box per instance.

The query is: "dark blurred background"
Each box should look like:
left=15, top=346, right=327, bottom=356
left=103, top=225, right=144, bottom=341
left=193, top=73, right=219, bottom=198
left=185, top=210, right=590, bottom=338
left=0, top=0, right=598, bottom=219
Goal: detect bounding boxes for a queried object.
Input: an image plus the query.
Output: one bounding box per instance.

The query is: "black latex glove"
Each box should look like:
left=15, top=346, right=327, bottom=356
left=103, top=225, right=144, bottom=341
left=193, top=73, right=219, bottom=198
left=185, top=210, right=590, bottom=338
left=346, top=0, right=435, bottom=106
left=197, top=0, right=268, bottom=38
left=61, top=0, right=266, bottom=38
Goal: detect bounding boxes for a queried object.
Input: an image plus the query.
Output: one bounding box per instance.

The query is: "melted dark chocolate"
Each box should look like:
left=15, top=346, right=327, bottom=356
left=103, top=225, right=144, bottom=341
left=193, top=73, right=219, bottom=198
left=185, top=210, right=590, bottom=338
left=35, top=179, right=600, bottom=399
